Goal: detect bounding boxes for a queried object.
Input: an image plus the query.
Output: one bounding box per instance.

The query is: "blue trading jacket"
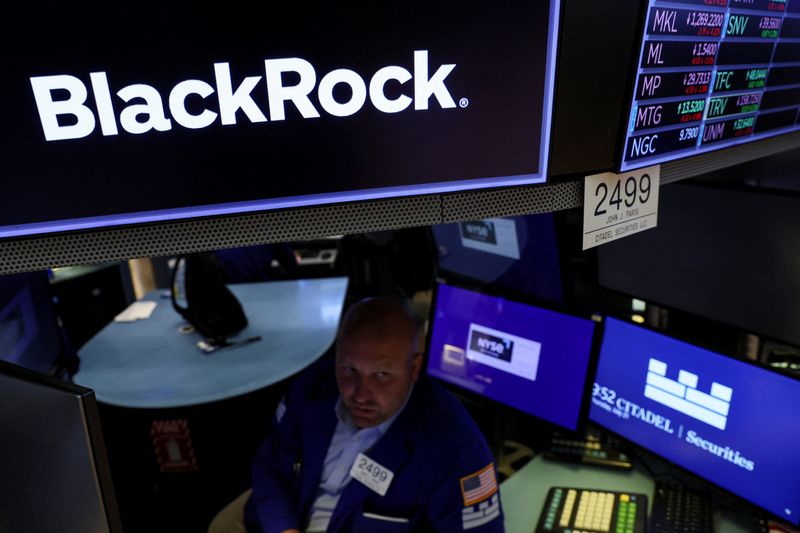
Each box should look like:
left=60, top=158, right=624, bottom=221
left=244, top=358, right=504, bottom=533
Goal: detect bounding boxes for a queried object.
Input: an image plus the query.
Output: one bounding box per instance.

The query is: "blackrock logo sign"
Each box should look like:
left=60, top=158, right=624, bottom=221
left=466, top=324, right=541, bottom=382
left=29, top=50, right=458, bottom=141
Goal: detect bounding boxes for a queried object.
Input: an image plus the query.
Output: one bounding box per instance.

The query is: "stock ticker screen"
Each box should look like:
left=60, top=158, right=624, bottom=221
left=621, top=0, right=800, bottom=170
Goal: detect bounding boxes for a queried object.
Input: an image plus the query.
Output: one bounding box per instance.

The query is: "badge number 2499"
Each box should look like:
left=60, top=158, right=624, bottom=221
left=582, top=165, right=660, bottom=250
left=358, top=456, right=388, bottom=482
left=350, top=452, right=395, bottom=496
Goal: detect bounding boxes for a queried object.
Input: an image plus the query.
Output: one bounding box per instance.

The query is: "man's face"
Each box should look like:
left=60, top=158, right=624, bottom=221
left=336, top=333, right=422, bottom=429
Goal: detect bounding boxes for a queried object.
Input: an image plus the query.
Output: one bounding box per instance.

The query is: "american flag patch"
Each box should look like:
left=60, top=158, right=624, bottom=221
left=459, top=463, right=498, bottom=506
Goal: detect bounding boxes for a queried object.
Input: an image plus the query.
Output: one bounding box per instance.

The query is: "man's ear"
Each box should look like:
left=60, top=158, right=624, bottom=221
left=410, top=353, right=423, bottom=383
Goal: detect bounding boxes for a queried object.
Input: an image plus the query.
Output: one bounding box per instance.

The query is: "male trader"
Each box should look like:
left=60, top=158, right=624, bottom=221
left=226, top=297, right=503, bottom=532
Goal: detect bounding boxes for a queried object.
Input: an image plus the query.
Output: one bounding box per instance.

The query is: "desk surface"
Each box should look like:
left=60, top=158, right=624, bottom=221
left=500, top=455, right=761, bottom=533
left=75, top=277, right=348, bottom=408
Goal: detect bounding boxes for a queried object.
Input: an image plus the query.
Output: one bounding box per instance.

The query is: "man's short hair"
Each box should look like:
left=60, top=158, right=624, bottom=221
left=337, top=297, right=419, bottom=355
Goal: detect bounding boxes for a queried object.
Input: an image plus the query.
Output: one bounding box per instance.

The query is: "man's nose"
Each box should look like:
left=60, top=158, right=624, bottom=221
left=352, top=378, right=372, bottom=403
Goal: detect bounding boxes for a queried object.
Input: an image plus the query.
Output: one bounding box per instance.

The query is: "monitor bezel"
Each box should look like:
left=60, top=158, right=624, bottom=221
left=588, top=314, right=800, bottom=527
left=0, top=359, right=123, bottom=532
left=423, top=276, right=602, bottom=435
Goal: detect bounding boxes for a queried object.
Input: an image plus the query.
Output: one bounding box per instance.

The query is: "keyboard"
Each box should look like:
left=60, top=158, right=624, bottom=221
left=649, top=481, right=713, bottom=533
left=543, top=435, right=633, bottom=470
left=535, top=487, right=647, bottom=533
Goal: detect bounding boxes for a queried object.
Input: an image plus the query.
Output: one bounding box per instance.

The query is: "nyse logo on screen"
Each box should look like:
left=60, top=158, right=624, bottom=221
left=29, top=50, right=458, bottom=141
left=644, top=358, right=733, bottom=431
left=460, top=221, right=497, bottom=245
left=470, top=331, right=513, bottom=362
left=466, top=324, right=541, bottom=382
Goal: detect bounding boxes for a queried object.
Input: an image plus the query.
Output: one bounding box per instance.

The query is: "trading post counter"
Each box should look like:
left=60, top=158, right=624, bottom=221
left=73, top=277, right=348, bottom=532
left=500, top=455, right=763, bottom=533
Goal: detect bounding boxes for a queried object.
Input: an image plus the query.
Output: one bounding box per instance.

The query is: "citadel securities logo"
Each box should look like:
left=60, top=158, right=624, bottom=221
left=643, top=358, right=733, bottom=430
left=641, top=359, right=754, bottom=470
left=591, top=378, right=756, bottom=472
left=592, top=356, right=756, bottom=472
left=466, top=324, right=541, bottom=381
left=29, top=50, right=461, bottom=141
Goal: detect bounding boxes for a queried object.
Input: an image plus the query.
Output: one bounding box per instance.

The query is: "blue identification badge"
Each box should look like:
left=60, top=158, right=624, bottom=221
left=349, top=452, right=394, bottom=496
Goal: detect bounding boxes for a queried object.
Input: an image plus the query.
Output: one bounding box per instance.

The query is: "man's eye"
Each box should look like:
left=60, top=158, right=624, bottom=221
left=340, top=367, right=355, bottom=376
left=376, top=372, right=390, bottom=379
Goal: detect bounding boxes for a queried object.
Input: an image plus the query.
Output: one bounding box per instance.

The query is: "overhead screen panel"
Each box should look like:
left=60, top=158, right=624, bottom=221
left=621, top=0, right=800, bottom=171
left=0, top=5, right=558, bottom=240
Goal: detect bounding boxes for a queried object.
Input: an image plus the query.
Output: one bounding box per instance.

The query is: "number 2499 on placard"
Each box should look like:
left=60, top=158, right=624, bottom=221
left=582, top=165, right=660, bottom=250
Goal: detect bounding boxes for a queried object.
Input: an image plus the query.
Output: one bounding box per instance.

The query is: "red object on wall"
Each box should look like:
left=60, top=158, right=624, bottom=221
left=150, top=419, right=198, bottom=473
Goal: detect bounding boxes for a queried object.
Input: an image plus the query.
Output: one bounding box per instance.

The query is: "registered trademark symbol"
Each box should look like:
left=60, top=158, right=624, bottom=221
left=459, top=97, right=469, bottom=108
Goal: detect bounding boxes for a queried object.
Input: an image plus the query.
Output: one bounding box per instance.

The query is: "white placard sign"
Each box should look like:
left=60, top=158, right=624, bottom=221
left=582, top=165, right=660, bottom=250
left=350, top=453, right=395, bottom=496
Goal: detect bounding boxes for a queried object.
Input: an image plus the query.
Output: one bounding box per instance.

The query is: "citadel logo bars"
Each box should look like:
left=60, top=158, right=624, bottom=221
left=644, top=357, right=732, bottom=430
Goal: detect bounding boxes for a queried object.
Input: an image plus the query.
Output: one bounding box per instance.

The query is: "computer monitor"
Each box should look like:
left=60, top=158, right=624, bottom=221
left=0, top=271, right=64, bottom=374
left=0, top=359, right=122, bottom=532
left=426, top=280, right=596, bottom=431
left=598, top=182, right=800, bottom=348
left=431, top=214, right=564, bottom=304
left=589, top=317, right=800, bottom=526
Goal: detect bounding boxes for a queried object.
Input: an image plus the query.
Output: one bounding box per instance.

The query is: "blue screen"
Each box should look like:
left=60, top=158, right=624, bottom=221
left=427, top=282, right=595, bottom=431
left=589, top=317, right=800, bottom=525
left=0, top=272, right=62, bottom=374
left=432, top=214, right=564, bottom=304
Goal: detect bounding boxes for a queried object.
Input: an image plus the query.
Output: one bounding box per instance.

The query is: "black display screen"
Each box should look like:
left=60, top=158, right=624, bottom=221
left=0, top=5, right=558, bottom=238
left=621, top=0, right=800, bottom=171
